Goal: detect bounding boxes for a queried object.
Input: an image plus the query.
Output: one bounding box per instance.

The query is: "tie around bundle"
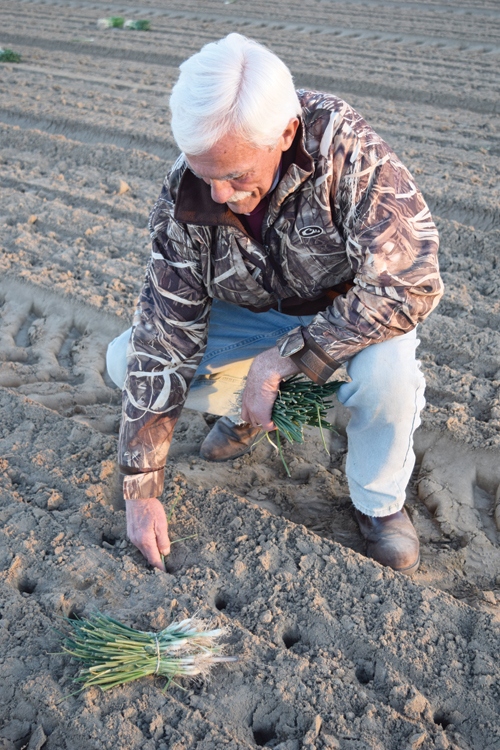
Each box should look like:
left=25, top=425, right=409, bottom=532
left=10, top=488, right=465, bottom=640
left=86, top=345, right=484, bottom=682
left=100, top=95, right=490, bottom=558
left=58, top=611, right=237, bottom=695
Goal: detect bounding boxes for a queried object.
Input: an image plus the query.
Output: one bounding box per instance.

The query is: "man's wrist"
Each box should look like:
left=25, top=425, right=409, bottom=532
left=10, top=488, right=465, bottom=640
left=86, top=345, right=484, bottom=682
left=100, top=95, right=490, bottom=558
left=275, top=350, right=301, bottom=378
left=255, top=346, right=300, bottom=382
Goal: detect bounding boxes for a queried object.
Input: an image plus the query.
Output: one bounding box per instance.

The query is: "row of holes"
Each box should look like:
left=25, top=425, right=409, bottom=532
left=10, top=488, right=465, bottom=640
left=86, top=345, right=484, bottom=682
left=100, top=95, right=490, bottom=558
left=215, top=593, right=301, bottom=650
left=10, top=580, right=453, bottom=742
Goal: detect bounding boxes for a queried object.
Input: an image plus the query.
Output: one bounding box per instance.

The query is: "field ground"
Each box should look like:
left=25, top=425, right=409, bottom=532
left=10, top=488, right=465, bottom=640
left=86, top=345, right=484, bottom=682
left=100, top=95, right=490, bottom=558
left=1, top=1, right=500, bottom=749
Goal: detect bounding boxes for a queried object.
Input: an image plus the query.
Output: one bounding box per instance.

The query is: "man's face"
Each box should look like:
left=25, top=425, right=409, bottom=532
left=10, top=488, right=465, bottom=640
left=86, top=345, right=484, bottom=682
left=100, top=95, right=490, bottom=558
left=185, top=119, right=299, bottom=215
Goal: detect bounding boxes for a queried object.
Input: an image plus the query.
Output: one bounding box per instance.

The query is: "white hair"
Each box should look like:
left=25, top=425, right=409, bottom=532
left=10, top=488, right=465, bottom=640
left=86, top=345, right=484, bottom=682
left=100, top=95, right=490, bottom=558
left=169, top=33, right=302, bottom=154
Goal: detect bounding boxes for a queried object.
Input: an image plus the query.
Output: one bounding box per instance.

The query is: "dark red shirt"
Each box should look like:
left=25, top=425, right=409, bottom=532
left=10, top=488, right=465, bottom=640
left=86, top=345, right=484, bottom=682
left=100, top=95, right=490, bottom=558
left=239, top=159, right=283, bottom=243
left=242, top=195, right=270, bottom=242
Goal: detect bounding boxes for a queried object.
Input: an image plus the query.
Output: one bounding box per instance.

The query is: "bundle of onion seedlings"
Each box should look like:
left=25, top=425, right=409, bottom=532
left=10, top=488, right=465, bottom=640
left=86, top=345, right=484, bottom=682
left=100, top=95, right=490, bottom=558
left=267, top=374, right=342, bottom=475
left=59, top=611, right=236, bottom=696
left=0, top=48, right=22, bottom=63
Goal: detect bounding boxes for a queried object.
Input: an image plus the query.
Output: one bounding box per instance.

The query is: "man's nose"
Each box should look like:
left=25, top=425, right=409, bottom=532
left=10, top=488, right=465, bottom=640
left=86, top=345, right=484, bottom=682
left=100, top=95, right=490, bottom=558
left=210, top=179, right=234, bottom=204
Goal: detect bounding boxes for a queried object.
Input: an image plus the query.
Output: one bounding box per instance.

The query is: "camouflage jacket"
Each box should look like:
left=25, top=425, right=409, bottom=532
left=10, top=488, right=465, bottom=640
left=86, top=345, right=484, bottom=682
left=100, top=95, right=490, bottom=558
left=118, top=90, right=443, bottom=500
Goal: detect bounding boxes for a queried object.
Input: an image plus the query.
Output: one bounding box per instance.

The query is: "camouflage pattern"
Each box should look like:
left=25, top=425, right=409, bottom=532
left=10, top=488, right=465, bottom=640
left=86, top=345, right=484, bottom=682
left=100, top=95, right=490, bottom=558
left=118, top=90, right=443, bottom=499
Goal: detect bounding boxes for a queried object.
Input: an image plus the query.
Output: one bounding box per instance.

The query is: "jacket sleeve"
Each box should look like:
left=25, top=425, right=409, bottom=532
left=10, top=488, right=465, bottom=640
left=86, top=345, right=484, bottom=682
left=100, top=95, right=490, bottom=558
left=279, top=117, right=443, bottom=384
left=117, top=182, right=211, bottom=500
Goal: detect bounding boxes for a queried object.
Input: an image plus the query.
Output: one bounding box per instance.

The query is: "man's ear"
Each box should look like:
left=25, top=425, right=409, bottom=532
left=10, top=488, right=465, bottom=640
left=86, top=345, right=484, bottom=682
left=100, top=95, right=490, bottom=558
left=280, top=117, right=300, bottom=151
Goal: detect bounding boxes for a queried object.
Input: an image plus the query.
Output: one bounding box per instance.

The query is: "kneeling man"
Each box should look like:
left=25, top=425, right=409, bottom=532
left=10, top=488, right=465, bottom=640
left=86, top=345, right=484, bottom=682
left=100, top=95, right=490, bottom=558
left=107, top=33, right=443, bottom=575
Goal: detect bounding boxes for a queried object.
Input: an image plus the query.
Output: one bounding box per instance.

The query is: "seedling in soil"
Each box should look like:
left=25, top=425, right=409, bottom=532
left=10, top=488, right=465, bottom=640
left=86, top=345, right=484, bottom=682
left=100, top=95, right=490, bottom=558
left=124, top=20, right=151, bottom=30
left=97, top=17, right=125, bottom=29
left=161, top=489, right=197, bottom=567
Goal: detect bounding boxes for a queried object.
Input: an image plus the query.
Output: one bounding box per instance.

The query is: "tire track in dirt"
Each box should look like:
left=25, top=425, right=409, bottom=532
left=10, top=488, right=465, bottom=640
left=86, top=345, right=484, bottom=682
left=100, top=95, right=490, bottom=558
left=428, top=201, right=500, bottom=234
left=414, top=433, right=500, bottom=581
left=9, top=0, right=500, bottom=42
left=4, top=63, right=170, bottom=94
left=0, top=122, right=166, bottom=181
left=0, top=109, right=177, bottom=161
left=1, top=176, right=149, bottom=228
left=2, top=41, right=498, bottom=117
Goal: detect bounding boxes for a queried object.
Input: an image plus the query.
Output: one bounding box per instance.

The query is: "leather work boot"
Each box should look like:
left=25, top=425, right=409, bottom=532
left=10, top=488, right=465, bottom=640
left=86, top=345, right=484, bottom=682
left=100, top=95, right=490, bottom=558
left=355, top=507, right=420, bottom=575
left=200, top=417, right=263, bottom=462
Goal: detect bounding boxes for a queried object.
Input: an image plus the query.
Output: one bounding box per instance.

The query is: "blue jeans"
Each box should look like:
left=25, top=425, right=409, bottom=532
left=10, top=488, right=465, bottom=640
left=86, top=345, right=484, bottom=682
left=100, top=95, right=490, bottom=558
left=107, top=299, right=425, bottom=516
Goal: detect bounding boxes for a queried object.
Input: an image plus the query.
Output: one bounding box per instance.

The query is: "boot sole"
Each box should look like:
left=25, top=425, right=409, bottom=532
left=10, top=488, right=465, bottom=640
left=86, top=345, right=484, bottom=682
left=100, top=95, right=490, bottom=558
left=365, top=548, right=420, bottom=576
left=394, top=554, right=420, bottom=576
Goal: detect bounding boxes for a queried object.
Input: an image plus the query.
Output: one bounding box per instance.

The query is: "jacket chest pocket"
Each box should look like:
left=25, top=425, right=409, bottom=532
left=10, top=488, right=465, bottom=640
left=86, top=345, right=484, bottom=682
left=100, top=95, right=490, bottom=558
left=207, top=235, right=274, bottom=307
left=270, top=218, right=348, bottom=293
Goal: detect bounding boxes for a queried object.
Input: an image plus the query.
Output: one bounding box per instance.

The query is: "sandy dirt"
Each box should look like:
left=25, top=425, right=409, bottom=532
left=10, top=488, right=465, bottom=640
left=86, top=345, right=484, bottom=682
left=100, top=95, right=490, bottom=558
left=1, top=1, right=500, bottom=748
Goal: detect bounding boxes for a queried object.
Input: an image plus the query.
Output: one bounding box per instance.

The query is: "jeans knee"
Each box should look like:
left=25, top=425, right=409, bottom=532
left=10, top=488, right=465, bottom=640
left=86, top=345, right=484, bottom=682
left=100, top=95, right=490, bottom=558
left=340, top=336, right=425, bottom=417
left=106, top=327, right=131, bottom=389
left=367, top=355, right=423, bottom=400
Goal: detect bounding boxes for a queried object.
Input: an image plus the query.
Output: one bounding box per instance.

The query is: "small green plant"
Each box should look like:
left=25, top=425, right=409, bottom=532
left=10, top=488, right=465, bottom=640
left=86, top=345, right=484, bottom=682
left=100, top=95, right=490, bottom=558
left=124, top=19, right=151, bottom=30
left=0, top=48, right=22, bottom=63
left=97, top=17, right=150, bottom=30
left=160, top=489, right=197, bottom=567
left=97, top=17, right=124, bottom=29
left=58, top=611, right=237, bottom=696
left=267, top=375, right=342, bottom=475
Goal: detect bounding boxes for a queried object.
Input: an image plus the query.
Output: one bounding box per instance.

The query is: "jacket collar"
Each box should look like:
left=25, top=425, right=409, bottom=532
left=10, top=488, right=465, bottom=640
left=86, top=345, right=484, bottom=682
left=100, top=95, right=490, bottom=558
left=173, top=120, right=314, bottom=229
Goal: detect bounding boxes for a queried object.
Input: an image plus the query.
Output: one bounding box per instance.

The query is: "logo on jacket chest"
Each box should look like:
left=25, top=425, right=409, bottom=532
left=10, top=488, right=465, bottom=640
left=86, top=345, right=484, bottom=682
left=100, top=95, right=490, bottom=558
left=298, top=225, right=324, bottom=238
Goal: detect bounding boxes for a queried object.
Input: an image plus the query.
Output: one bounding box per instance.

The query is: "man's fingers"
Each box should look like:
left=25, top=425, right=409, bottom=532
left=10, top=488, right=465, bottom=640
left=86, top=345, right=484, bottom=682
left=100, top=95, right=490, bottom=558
left=139, top=538, right=165, bottom=571
left=241, top=347, right=300, bottom=428
left=242, top=410, right=274, bottom=431
left=125, top=497, right=170, bottom=571
left=241, top=401, right=275, bottom=430
left=259, top=418, right=275, bottom=431
left=154, top=505, right=170, bottom=557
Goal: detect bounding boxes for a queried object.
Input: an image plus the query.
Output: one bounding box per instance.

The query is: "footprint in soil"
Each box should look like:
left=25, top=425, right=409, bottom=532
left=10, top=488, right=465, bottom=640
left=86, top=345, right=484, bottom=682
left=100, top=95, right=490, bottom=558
left=417, top=435, right=500, bottom=582
left=0, top=287, right=120, bottom=426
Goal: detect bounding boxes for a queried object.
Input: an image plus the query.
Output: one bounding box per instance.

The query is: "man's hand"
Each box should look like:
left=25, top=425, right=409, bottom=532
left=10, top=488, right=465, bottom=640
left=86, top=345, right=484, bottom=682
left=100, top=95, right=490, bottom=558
left=125, top=497, right=170, bottom=571
left=241, top=346, right=300, bottom=430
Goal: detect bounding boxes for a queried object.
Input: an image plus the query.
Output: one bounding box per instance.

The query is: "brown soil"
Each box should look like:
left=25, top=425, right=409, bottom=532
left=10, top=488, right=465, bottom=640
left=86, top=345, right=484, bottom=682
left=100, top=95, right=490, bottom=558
left=1, top=1, right=500, bottom=749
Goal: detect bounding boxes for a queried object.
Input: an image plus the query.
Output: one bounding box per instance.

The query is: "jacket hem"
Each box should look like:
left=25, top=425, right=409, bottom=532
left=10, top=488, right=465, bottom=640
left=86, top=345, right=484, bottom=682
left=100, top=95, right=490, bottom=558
left=121, top=469, right=165, bottom=500
left=289, top=329, right=342, bottom=385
